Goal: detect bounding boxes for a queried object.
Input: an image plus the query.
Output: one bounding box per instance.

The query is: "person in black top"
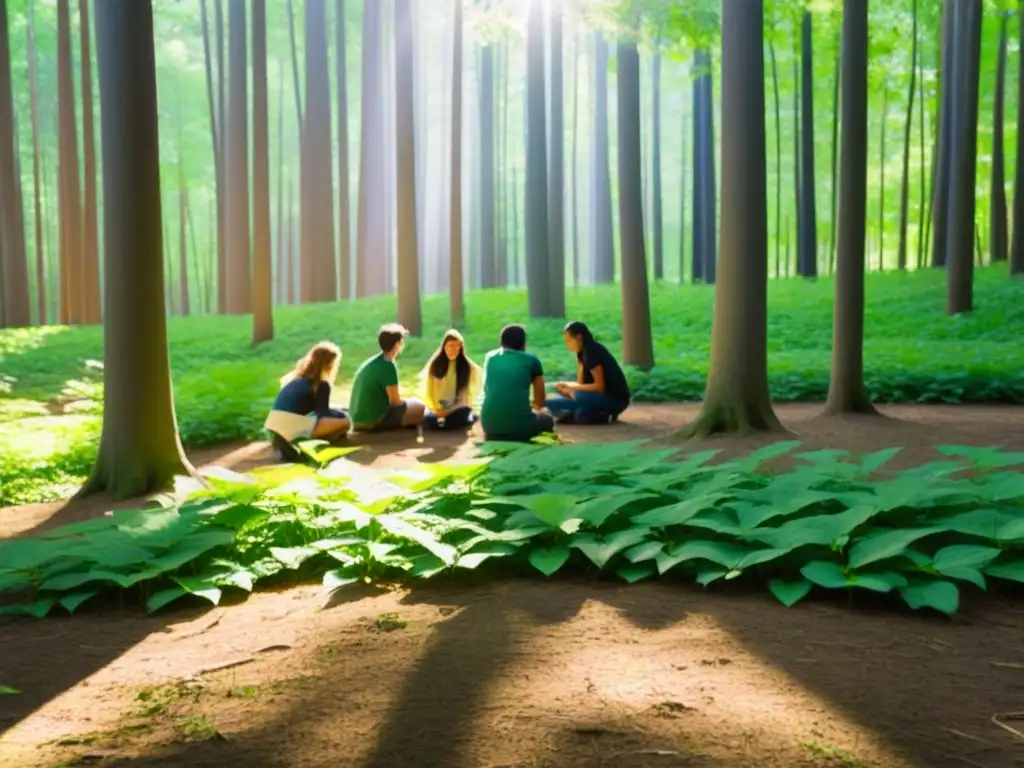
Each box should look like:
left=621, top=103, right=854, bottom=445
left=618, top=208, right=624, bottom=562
left=264, top=341, right=351, bottom=460
left=546, top=321, right=631, bottom=425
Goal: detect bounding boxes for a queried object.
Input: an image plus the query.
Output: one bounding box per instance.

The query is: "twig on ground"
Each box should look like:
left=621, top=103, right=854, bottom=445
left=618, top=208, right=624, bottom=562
left=951, top=757, right=990, bottom=768
left=940, top=727, right=992, bottom=746
left=196, top=657, right=254, bottom=676
left=175, top=613, right=223, bottom=640
left=991, top=712, right=1024, bottom=741
left=988, top=660, right=1024, bottom=670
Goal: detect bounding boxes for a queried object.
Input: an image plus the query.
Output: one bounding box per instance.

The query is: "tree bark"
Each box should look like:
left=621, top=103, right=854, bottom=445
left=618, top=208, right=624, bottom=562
left=878, top=88, right=887, bottom=270
left=828, top=31, right=840, bottom=274
left=824, top=0, right=876, bottom=416
left=336, top=0, right=352, bottom=298
left=395, top=0, right=421, bottom=335
left=199, top=0, right=225, bottom=315
left=547, top=1, right=566, bottom=316
left=478, top=45, right=496, bottom=288
left=678, top=75, right=687, bottom=283
left=691, top=51, right=705, bottom=284
left=356, top=0, right=387, bottom=296
left=57, top=0, right=82, bottom=325
left=525, top=0, right=551, bottom=317
left=79, top=0, right=101, bottom=324
left=930, top=0, right=954, bottom=269
left=945, top=0, right=981, bottom=314
left=651, top=50, right=663, bottom=281
left=252, top=0, right=273, bottom=344
left=214, top=0, right=227, bottom=312
left=224, top=0, right=251, bottom=315
left=617, top=38, right=654, bottom=370
left=80, top=0, right=196, bottom=500
left=1011, top=0, right=1024, bottom=275
left=591, top=32, right=614, bottom=284
left=700, top=56, right=717, bottom=285
left=989, top=11, right=1008, bottom=264
left=177, top=147, right=190, bottom=317
left=449, top=0, right=464, bottom=325
left=798, top=11, right=817, bottom=278
left=0, top=0, right=29, bottom=328
left=769, top=40, right=782, bottom=277
left=27, top=4, right=45, bottom=324
left=897, top=0, right=918, bottom=271
left=683, top=0, right=781, bottom=437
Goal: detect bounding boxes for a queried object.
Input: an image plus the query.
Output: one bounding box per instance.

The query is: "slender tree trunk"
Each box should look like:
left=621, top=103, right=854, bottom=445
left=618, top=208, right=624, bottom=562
left=286, top=0, right=303, bottom=127
left=591, top=32, right=614, bottom=283
left=177, top=148, right=191, bottom=316
left=617, top=37, right=654, bottom=369
left=684, top=0, right=781, bottom=437
left=449, top=0, right=464, bottom=324
left=798, top=11, right=817, bottom=278
left=769, top=40, right=782, bottom=277
left=792, top=46, right=800, bottom=279
left=0, top=0, right=29, bottom=328
left=989, top=11, right=1008, bottom=264
left=356, top=0, right=386, bottom=296
left=27, top=4, right=45, bottom=324
left=678, top=76, right=687, bottom=283
left=897, top=0, right=918, bottom=271
left=57, top=0, right=82, bottom=325
left=879, top=89, right=887, bottom=270
left=547, top=1, right=566, bottom=315
left=691, top=51, right=705, bottom=284
left=700, top=54, right=717, bottom=285
left=336, top=0, right=351, bottom=298
left=571, top=28, right=580, bottom=286
left=275, top=60, right=285, bottom=305
left=1011, top=1, right=1024, bottom=275
left=252, top=0, right=273, bottom=343
left=395, top=0, right=421, bottom=334
left=214, top=0, right=227, bottom=312
left=824, top=0, right=876, bottom=416
left=479, top=45, right=496, bottom=288
left=200, top=0, right=225, bottom=315
left=224, top=0, right=251, bottom=314
left=651, top=50, right=664, bottom=280
left=80, top=0, right=196, bottom=499
left=916, top=51, right=927, bottom=269
left=525, top=0, right=551, bottom=317
left=828, top=31, right=840, bottom=274
left=930, top=0, right=954, bottom=268
left=79, top=0, right=101, bottom=323
left=945, top=0, right=981, bottom=313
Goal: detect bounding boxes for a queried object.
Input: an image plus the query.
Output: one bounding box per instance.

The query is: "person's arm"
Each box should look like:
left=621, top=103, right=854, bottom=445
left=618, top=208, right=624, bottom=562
left=531, top=356, right=546, bottom=411
left=384, top=361, right=404, bottom=406
left=572, top=364, right=605, bottom=394
left=314, top=381, right=333, bottom=417
left=423, top=375, right=443, bottom=412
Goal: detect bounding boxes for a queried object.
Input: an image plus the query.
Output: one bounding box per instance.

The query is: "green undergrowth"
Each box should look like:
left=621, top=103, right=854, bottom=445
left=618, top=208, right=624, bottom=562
left=1, top=439, right=1023, bottom=619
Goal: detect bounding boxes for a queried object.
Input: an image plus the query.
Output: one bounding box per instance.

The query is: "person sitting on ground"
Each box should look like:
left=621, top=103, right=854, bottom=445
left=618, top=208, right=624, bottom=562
left=479, top=323, right=555, bottom=442
left=348, top=323, right=426, bottom=432
left=420, top=329, right=483, bottom=430
left=264, top=341, right=351, bottom=461
left=545, top=320, right=631, bottom=425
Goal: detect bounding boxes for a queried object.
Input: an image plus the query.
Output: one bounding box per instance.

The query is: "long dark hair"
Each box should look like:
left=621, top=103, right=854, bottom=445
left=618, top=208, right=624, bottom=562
left=564, top=320, right=597, bottom=360
left=427, top=330, right=476, bottom=395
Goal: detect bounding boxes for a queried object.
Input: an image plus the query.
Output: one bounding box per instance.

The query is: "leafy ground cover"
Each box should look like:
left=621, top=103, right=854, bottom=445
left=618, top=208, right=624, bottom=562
left=0, top=267, right=1021, bottom=506
left=3, top=439, right=1022, bottom=619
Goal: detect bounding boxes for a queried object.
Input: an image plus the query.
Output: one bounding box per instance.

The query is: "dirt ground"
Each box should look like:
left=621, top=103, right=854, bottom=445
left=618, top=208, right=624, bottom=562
left=2, top=403, right=1024, bottom=768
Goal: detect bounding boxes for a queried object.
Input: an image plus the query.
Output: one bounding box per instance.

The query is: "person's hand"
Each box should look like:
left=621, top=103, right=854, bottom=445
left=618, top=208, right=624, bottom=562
left=555, top=381, right=572, bottom=396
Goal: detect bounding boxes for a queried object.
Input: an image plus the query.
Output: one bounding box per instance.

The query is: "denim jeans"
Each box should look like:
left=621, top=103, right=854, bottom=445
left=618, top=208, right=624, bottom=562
left=545, top=392, right=628, bottom=424
left=423, top=405, right=475, bottom=430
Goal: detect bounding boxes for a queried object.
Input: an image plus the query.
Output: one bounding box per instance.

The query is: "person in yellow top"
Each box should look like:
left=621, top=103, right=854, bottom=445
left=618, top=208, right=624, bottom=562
left=420, top=329, right=483, bottom=430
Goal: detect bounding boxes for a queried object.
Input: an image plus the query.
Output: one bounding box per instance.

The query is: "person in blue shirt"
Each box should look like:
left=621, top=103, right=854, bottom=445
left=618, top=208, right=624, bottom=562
left=264, top=341, right=351, bottom=460
left=545, top=321, right=631, bottom=425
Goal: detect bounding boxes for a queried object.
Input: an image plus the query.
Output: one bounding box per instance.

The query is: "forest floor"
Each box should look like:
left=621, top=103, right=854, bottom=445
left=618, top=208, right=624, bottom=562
left=2, top=403, right=1024, bottom=768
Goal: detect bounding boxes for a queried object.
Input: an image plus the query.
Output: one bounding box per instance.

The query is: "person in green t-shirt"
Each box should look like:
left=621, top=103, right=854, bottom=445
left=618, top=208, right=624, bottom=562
left=348, top=324, right=426, bottom=432
left=480, top=324, right=555, bottom=442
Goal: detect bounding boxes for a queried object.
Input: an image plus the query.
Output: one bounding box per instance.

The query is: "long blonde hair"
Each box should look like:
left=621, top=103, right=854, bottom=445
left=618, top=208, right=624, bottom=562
left=281, top=341, right=341, bottom=392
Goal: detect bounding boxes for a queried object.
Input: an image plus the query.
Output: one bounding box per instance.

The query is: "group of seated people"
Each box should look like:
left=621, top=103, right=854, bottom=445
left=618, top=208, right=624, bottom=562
left=264, top=321, right=631, bottom=461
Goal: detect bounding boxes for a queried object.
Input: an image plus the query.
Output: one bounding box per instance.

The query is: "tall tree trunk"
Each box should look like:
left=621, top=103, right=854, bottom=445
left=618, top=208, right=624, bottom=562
left=252, top=0, right=273, bottom=343
left=683, top=0, right=781, bottom=437
left=916, top=51, right=927, bottom=269
left=547, top=1, right=566, bottom=316
left=798, top=11, right=817, bottom=278
left=275, top=60, right=285, bottom=305
left=27, top=4, right=45, bottom=324
left=479, top=45, right=496, bottom=288
left=79, top=0, right=101, bottom=323
left=700, top=56, right=717, bottom=284
left=336, top=0, right=352, bottom=298
left=897, top=0, right=918, bottom=271
left=945, top=0, right=981, bottom=313
left=356, top=0, right=386, bottom=296
left=769, top=40, right=782, bottom=277
left=224, top=0, right=251, bottom=315
left=214, top=0, right=227, bottom=312
left=930, top=0, right=954, bottom=268
left=591, top=32, right=614, bottom=283
left=200, top=0, right=225, bottom=315
left=651, top=50, right=664, bottom=281
left=828, top=31, right=840, bottom=274
left=525, top=0, right=551, bottom=317
left=571, top=28, right=580, bottom=286
left=303, top=0, right=337, bottom=303
left=395, top=0, right=421, bottom=334
left=0, top=0, right=29, bottom=328
left=1011, top=1, right=1024, bottom=275
left=80, top=0, right=196, bottom=499
left=989, top=11, right=1008, bottom=264
left=691, top=51, right=705, bottom=284
left=878, top=89, right=887, bottom=270
left=57, top=0, right=82, bottom=325
left=824, top=0, right=876, bottom=416
left=449, top=0, right=464, bottom=324
left=617, top=37, right=654, bottom=370
left=792, top=46, right=800, bottom=279
left=678, top=76, right=687, bottom=283
left=177, top=149, right=191, bottom=316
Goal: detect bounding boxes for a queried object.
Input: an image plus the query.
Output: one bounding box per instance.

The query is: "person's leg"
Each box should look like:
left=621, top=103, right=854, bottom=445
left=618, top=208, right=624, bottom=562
left=442, top=405, right=474, bottom=429
left=311, top=414, right=351, bottom=440
left=401, top=397, right=426, bottom=427
left=544, top=394, right=577, bottom=415
left=532, top=410, right=556, bottom=436
left=422, top=410, right=440, bottom=429
left=573, top=393, right=626, bottom=425
left=270, top=432, right=302, bottom=462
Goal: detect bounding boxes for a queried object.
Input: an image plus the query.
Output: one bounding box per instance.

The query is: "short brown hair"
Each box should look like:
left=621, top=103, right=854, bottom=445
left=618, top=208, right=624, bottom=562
left=378, top=323, right=409, bottom=352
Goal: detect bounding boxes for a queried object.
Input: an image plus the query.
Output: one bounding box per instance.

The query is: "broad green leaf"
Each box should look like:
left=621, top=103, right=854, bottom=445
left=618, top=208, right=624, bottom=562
left=847, top=527, right=944, bottom=569
left=750, top=505, right=878, bottom=550
left=40, top=569, right=141, bottom=591
left=622, top=540, right=665, bottom=563
left=36, top=517, right=116, bottom=539
left=528, top=546, right=570, bottom=576
left=59, top=591, right=99, bottom=614
left=655, top=540, right=750, bottom=574
left=0, top=685, right=20, bottom=695
left=0, top=597, right=57, bottom=618
left=407, top=553, right=447, bottom=578
left=310, top=536, right=367, bottom=550
left=937, top=509, right=1014, bottom=540
left=899, top=580, right=959, bottom=614
left=572, top=492, right=658, bottom=527
left=984, top=559, right=1024, bottom=584
left=857, top=447, right=902, bottom=474
left=769, top=578, right=813, bottom=607
left=208, top=504, right=269, bottom=531
left=998, top=517, right=1024, bottom=541
left=570, top=527, right=651, bottom=569
left=800, top=561, right=848, bottom=589
left=932, top=545, right=1002, bottom=572
left=847, top=571, right=907, bottom=593
left=146, top=586, right=188, bottom=613
left=939, top=567, right=986, bottom=590
left=269, top=546, right=323, bottom=570
left=455, top=549, right=512, bottom=569
left=377, top=514, right=458, bottom=565
left=631, top=493, right=728, bottom=527
left=615, top=563, right=657, bottom=583
left=735, top=440, right=804, bottom=471
left=144, top=529, right=236, bottom=571
left=112, top=507, right=193, bottom=548
left=0, top=539, right=74, bottom=571
left=171, top=576, right=223, bottom=606
left=696, top=568, right=728, bottom=586
left=323, top=568, right=362, bottom=590
left=493, top=494, right=578, bottom=530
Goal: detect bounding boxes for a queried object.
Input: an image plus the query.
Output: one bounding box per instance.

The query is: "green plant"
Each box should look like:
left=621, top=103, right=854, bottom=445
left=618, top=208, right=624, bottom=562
left=1, top=440, right=1022, bottom=619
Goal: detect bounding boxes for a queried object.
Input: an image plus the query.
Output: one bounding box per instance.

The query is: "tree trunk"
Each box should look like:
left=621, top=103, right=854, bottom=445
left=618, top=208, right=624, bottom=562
left=177, top=152, right=190, bottom=316
left=678, top=76, right=687, bottom=283
left=916, top=51, right=927, bottom=269
left=769, top=40, right=782, bottom=278
left=651, top=51, right=664, bottom=280
left=691, top=51, right=705, bottom=284
left=897, top=0, right=918, bottom=271
left=224, top=0, right=251, bottom=314
left=525, top=0, right=551, bottom=317
left=80, top=0, right=196, bottom=500
left=824, top=0, right=876, bottom=416
left=700, top=56, right=717, bottom=285
left=275, top=60, right=285, bottom=306
left=989, top=11, right=1008, bottom=264
left=1011, top=1, right=1024, bottom=275
left=0, top=0, right=29, bottom=328
left=395, top=0, right=421, bottom=335
left=878, top=88, right=887, bottom=270
left=798, top=11, right=817, bottom=278
left=200, top=0, right=225, bottom=315
left=792, top=46, right=800, bottom=279
left=570, top=28, right=580, bottom=286
left=356, top=0, right=387, bottom=296
left=449, top=0, right=464, bottom=325
left=57, top=0, right=82, bottom=325
left=27, top=4, right=45, bottom=324
left=591, top=32, right=615, bottom=284
left=828, top=32, right=840, bottom=274
left=547, top=1, right=565, bottom=316
left=214, top=0, right=227, bottom=312
left=336, top=0, right=352, bottom=298
left=617, top=38, right=654, bottom=370
left=683, top=0, right=781, bottom=437
left=251, top=0, right=273, bottom=343
left=945, top=0, right=981, bottom=313
left=930, top=0, right=954, bottom=268
left=79, top=0, right=101, bottom=324
left=478, top=45, right=496, bottom=288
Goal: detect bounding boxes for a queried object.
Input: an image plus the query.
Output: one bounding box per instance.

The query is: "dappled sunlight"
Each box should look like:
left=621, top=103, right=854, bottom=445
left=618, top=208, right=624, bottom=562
left=0, top=324, right=72, bottom=362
